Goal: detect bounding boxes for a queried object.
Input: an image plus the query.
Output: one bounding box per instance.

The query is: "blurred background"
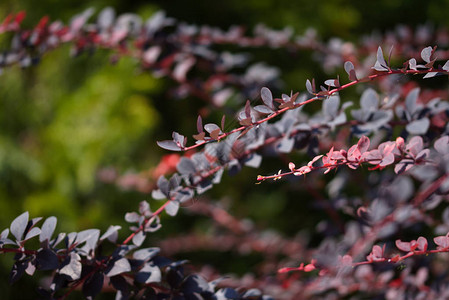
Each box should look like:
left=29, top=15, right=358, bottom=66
left=0, top=0, right=447, bottom=298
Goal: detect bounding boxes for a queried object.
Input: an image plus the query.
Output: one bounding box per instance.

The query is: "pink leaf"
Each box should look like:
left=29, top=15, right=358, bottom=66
left=304, top=263, right=316, bottom=272
left=307, top=155, right=323, bottom=166
left=372, top=245, right=383, bottom=258
left=395, top=239, right=411, bottom=252
left=173, top=56, right=196, bottom=82
left=396, top=137, right=405, bottom=151
left=434, top=235, right=449, bottom=249
left=357, top=136, right=370, bottom=153
left=417, top=236, right=428, bottom=252
left=379, top=152, right=395, bottom=167
left=288, top=162, right=295, bottom=171
left=347, top=144, right=360, bottom=160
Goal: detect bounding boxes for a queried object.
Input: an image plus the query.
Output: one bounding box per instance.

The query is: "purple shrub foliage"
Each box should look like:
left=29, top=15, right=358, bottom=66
left=3, top=7, right=449, bottom=300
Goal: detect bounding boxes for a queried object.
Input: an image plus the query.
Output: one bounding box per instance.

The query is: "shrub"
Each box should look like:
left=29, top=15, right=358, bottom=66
left=2, top=7, right=449, bottom=299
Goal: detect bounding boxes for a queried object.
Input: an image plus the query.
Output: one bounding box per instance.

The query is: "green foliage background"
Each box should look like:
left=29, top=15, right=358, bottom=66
left=0, top=0, right=447, bottom=298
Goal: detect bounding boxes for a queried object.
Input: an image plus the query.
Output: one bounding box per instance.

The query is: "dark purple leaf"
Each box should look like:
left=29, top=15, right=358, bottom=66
left=76, top=229, right=100, bottom=252
left=133, top=247, right=160, bottom=261
left=344, top=61, right=358, bottom=81
left=306, top=79, right=315, bottom=94
left=110, top=276, right=130, bottom=299
left=144, top=216, right=161, bottom=233
left=344, top=61, right=354, bottom=75
left=157, top=176, right=169, bottom=195
left=106, top=258, right=131, bottom=277
left=157, top=140, right=182, bottom=151
left=10, top=212, right=29, bottom=241
left=421, top=46, right=433, bottom=63
left=172, top=132, right=187, bottom=148
left=177, top=157, right=196, bottom=175
left=239, top=117, right=252, bottom=126
left=360, top=88, right=379, bottom=112
left=394, top=159, right=414, bottom=174
left=66, top=232, right=77, bottom=248
left=135, top=263, right=161, bottom=284
left=277, top=138, right=294, bottom=153
left=388, top=45, right=394, bottom=66
left=151, top=189, right=166, bottom=200
left=409, top=58, right=418, bottom=71
left=210, top=129, right=220, bottom=140
left=36, top=249, right=59, bottom=271
left=165, top=201, right=179, bottom=216
left=416, top=149, right=430, bottom=162
left=59, top=252, right=82, bottom=280
left=196, top=115, right=203, bottom=133
left=39, top=216, right=57, bottom=243
left=244, top=100, right=251, bottom=118
left=244, top=153, right=262, bottom=168
left=214, top=288, right=239, bottom=299
left=406, top=118, right=430, bottom=135
left=204, top=123, right=220, bottom=134
left=132, top=231, right=146, bottom=247
left=423, top=72, right=439, bottom=79
left=124, top=212, right=140, bottom=223
left=443, top=60, right=449, bottom=71
left=0, top=229, right=14, bottom=246
left=254, top=105, right=274, bottom=114
left=243, top=289, right=262, bottom=298
left=168, top=174, right=180, bottom=190
left=82, top=272, right=104, bottom=300
left=373, top=46, right=389, bottom=71
left=51, top=233, right=66, bottom=248
left=10, top=260, right=28, bottom=284
left=24, top=227, right=41, bottom=241
left=166, top=264, right=184, bottom=289
left=261, top=87, right=274, bottom=109
left=323, top=95, right=339, bottom=118
left=139, top=201, right=151, bottom=216
left=324, top=79, right=340, bottom=87
left=405, top=88, right=419, bottom=116
left=181, top=274, right=211, bottom=294
left=434, top=136, right=449, bottom=154
left=221, top=115, right=226, bottom=132
left=100, top=225, right=121, bottom=243
left=193, top=132, right=206, bottom=141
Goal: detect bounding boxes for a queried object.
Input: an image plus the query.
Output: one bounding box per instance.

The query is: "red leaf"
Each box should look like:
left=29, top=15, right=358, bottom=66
left=36, top=16, right=49, bottom=30
left=1, top=14, right=13, bottom=27
left=220, top=115, right=226, bottom=132
left=196, top=115, right=203, bottom=134
left=210, top=129, right=220, bottom=140
left=14, top=11, right=26, bottom=25
left=192, top=132, right=206, bottom=141
left=244, top=100, right=251, bottom=118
